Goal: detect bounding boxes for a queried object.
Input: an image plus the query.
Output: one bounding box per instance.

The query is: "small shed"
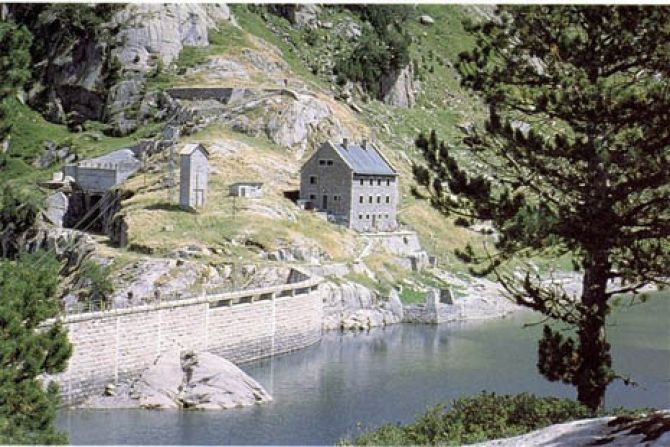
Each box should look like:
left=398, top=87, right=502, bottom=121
left=229, top=182, right=263, bottom=198
left=179, top=143, right=209, bottom=210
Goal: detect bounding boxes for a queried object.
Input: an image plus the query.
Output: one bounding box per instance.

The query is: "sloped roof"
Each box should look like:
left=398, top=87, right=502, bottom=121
left=230, top=182, right=263, bottom=188
left=331, top=141, right=396, bottom=176
left=179, top=143, right=209, bottom=157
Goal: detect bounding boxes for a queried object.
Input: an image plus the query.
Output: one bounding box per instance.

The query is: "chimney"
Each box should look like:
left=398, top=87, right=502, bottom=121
left=342, top=138, right=349, bottom=149
left=362, top=138, right=368, bottom=149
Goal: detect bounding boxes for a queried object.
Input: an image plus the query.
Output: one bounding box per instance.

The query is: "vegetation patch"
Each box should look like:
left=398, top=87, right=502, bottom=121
left=345, top=392, right=643, bottom=446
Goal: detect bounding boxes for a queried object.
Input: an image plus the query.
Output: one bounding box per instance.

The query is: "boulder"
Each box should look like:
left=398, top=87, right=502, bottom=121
left=419, top=15, right=435, bottom=26
left=134, top=350, right=272, bottom=410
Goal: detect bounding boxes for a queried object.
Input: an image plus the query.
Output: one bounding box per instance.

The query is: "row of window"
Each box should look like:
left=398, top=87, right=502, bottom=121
left=309, top=194, right=341, bottom=202
left=308, top=176, right=394, bottom=187
left=360, top=178, right=392, bottom=187
left=359, top=213, right=390, bottom=220
left=318, top=159, right=335, bottom=166
left=360, top=195, right=391, bottom=204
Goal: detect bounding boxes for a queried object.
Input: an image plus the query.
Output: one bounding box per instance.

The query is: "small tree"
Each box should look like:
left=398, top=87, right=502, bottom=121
left=0, top=252, right=72, bottom=444
left=0, top=22, right=32, bottom=142
left=414, top=6, right=670, bottom=411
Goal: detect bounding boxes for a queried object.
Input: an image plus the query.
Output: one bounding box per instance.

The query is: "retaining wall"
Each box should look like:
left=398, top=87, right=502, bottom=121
left=52, top=273, right=323, bottom=405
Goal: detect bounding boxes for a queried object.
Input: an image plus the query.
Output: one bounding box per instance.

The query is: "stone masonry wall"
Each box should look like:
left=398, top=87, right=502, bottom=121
left=52, top=275, right=323, bottom=405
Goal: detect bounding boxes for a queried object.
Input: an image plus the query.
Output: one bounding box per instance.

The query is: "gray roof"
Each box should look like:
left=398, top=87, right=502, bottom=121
left=331, top=142, right=396, bottom=176
left=180, top=143, right=209, bottom=157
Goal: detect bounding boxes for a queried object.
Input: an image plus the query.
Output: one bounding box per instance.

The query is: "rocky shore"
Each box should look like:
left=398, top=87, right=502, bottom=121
left=78, top=350, right=272, bottom=410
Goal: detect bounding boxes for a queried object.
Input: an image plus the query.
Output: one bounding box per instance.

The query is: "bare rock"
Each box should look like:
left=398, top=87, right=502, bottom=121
left=136, top=351, right=272, bottom=410
left=380, top=64, right=417, bottom=109
left=266, top=94, right=335, bottom=148
left=470, top=412, right=670, bottom=447
left=419, top=15, right=435, bottom=26
left=45, top=192, right=69, bottom=228
left=115, top=4, right=234, bottom=70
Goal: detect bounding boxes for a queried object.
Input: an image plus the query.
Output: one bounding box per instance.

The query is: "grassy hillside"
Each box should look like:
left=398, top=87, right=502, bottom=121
left=1, top=4, right=505, bottom=299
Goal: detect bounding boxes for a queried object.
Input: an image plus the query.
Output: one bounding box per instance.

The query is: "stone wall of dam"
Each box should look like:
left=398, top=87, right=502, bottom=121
left=50, top=271, right=323, bottom=405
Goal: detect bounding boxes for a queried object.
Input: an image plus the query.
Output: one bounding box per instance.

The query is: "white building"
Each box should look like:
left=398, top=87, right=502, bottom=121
left=179, top=143, right=209, bottom=210
left=229, top=182, right=263, bottom=198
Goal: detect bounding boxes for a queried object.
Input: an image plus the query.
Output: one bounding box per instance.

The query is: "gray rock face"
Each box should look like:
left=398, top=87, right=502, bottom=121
left=115, top=4, right=234, bottom=70
left=266, top=94, right=348, bottom=149
left=322, top=280, right=403, bottom=331
left=33, top=141, right=74, bottom=168
left=45, top=192, right=69, bottom=227
left=104, top=77, right=146, bottom=136
left=380, top=64, right=417, bottom=109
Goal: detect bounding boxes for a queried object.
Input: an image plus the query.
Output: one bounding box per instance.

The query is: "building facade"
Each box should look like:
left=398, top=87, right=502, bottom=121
left=300, top=139, right=398, bottom=232
left=229, top=182, right=263, bottom=198
left=179, top=143, right=209, bottom=210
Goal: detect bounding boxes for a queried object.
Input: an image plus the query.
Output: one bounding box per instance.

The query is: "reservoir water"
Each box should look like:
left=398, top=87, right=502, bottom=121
left=58, top=293, right=669, bottom=445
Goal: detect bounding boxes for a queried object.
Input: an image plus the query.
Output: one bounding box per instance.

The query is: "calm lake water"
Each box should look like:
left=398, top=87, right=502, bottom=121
left=58, top=293, right=669, bottom=445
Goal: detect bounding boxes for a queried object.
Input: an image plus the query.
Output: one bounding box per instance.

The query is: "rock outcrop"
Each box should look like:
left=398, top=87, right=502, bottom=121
left=322, top=280, right=403, bottom=331
left=470, top=411, right=670, bottom=447
left=81, top=350, right=272, bottom=410
left=266, top=93, right=349, bottom=149
left=380, top=64, right=417, bottom=109
left=115, top=4, right=234, bottom=70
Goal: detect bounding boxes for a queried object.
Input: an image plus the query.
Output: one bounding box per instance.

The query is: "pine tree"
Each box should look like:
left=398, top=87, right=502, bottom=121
left=0, top=253, right=72, bottom=444
left=0, top=22, right=32, bottom=142
left=414, top=6, right=670, bottom=411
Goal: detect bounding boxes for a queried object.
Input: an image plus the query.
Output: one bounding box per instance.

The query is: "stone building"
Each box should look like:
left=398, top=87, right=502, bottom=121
left=229, top=182, right=263, bottom=198
left=179, top=143, right=209, bottom=210
left=300, top=139, right=399, bottom=232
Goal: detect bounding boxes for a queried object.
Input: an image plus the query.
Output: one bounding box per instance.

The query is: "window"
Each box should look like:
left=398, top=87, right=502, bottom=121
left=359, top=195, right=364, bottom=204
left=359, top=214, right=363, bottom=220
left=327, top=160, right=334, bottom=166
left=386, top=196, right=390, bottom=203
left=366, top=214, right=370, bottom=220
left=377, top=179, right=382, bottom=186
left=377, top=195, right=381, bottom=203
left=334, top=195, right=341, bottom=202
left=369, top=179, right=374, bottom=186
left=310, top=175, right=317, bottom=185
left=385, top=214, right=389, bottom=219
left=387, top=179, right=391, bottom=186
left=368, top=196, right=373, bottom=204
left=319, top=159, right=326, bottom=166
left=360, top=179, right=364, bottom=186
left=309, top=194, right=316, bottom=200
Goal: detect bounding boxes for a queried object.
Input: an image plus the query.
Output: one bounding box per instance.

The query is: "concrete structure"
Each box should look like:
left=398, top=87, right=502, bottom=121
left=47, top=268, right=323, bottom=405
left=63, top=149, right=141, bottom=194
left=229, top=182, right=263, bottom=198
left=179, top=143, right=209, bottom=210
left=300, top=139, right=399, bottom=232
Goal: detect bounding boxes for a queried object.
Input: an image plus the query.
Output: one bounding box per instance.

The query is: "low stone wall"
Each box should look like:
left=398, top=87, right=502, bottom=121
left=51, top=271, right=323, bottom=405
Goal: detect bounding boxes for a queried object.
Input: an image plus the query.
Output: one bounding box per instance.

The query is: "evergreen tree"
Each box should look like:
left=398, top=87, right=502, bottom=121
left=0, top=22, right=32, bottom=141
left=0, top=253, right=72, bottom=444
left=414, top=6, right=670, bottom=411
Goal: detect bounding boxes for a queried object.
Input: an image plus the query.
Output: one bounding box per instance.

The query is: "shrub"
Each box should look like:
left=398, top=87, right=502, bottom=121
left=346, top=392, right=596, bottom=445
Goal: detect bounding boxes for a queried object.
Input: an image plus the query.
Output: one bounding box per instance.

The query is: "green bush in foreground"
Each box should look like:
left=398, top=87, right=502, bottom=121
left=345, top=392, right=614, bottom=445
